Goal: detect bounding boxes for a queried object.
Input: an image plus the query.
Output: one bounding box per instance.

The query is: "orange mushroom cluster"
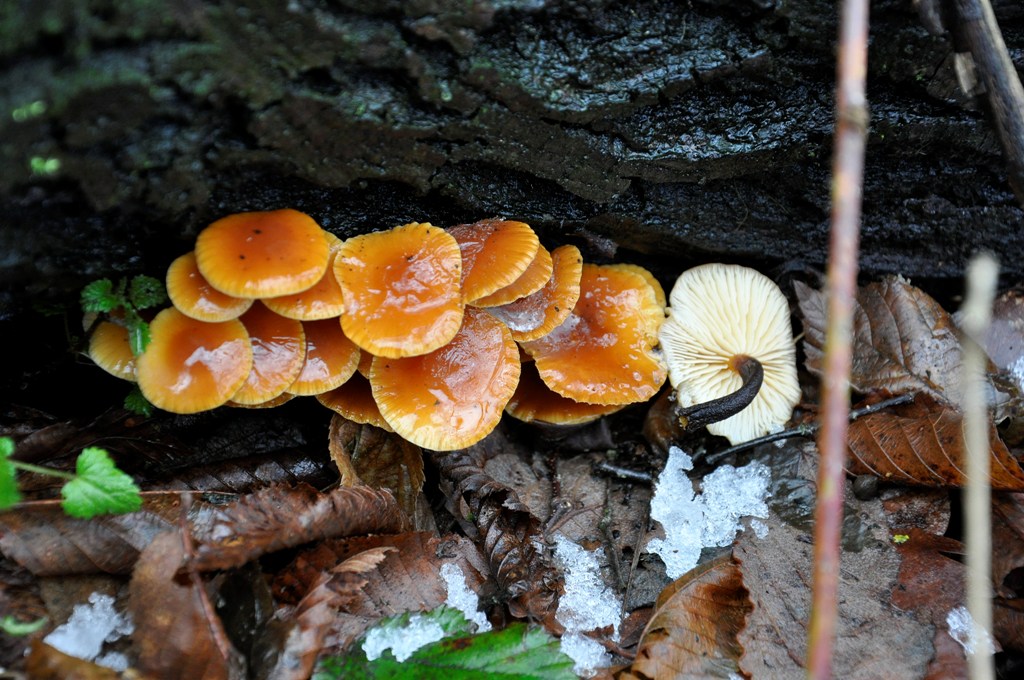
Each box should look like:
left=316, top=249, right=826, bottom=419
left=87, top=210, right=668, bottom=450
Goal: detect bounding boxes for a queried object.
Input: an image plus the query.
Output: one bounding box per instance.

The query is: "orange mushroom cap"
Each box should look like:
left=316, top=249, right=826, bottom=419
left=487, top=244, right=583, bottom=343
left=607, top=263, right=667, bottom=310
left=448, top=218, right=540, bottom=302
left=316, top=372, right=394, bottom=432
left=286, top=318, right=361, bottom=396
left=335, top=223, right=464, bottom=358
left=370, top=308, right=521, bottom=450
left=471, top=243, right=554, bottom=308
left=88, top=320, right=137, bottom=382
left=505, top=360, right=622, bottom=425
left=356, top=350, right=374, bottom=378
left=520, top=263, right=667, bottom=406
left=136, top=308, right=253, bottom=414
left=228, top=393, right=296, bottom=409
left=166, top=251, right=254, bottom=322
left=231, top=302, right=307, bottom=405
left=195, top=209, right=330, bottom=298
left=262, top=248, right=346, bottom=320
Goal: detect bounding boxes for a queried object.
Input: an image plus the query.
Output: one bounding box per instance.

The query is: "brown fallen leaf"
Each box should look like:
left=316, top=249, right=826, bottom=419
left=270, top=532, right=491, bottom=615
left=797, top=276, right=968, bottom=404
left=992, top=493, right=1024, bottom=594
left=0, top=491, right=235, bottom=576
left=973, top=288, right=1024, bottom=372
left=328, top=416, right=425, bottom=521
left=24, top=640, right=121, bottom=680
left=886, top=527, right=972, bottom=679
left=993, top=597, right=1024, bottom=653
left=190, top=483, right=405, bottom=571
left=846, top=394, right=1024, bottom=490
left=622, top=553, right=751, bottom=680
left=130, top=531, right=246, bottom=680
left=291, top=533, right=495, bottom=658
left=149, top=448, right=337, bottom=493
left=255, top=567, right=348, bottom=680
left=736, top=487, right=934, bottom=678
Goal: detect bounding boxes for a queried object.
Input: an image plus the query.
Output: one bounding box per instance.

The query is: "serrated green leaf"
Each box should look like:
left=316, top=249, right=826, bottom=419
left=0, top=437, right=20, bottom=510
left=60, top=447, right=142, bottom=518
left=128, top=275, right=167, bottom=309
left=124, top=387, right=154, bottom=417
left=315, top=621, right=576, bottom=680
left=80, top=279, right=120, bottom=313
left=0, top=615, right=47, bottom=636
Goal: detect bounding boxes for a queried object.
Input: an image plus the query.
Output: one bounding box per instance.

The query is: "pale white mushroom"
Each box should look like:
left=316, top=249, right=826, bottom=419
left=658, top=263, right=801, bottom=445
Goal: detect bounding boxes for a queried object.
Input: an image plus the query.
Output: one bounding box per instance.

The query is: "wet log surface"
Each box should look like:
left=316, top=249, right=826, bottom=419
left=0, top=0, right=1022, bottom=402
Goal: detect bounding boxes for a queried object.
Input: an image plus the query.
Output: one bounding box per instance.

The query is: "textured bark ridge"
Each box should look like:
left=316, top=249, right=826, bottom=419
left=1, top=0, right=1022, bottom=321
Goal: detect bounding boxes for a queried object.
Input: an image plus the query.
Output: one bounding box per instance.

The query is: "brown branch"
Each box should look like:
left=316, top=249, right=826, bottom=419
left=806, top=0, right=869, bottom=676
left=953, top=0, right=1024, bottom=207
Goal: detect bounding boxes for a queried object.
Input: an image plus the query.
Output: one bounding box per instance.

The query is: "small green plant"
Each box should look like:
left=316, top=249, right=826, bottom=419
left=0, top=437, right=142, bottom=518
left=123, top=385, right=154, bottom=417
left=0, top=615, right=47, bottom=636
left=314, top=606, right=575, bottom=680
left=81, top=274, right=166, bottom=356
left=81, top=274, right=166, bottom=415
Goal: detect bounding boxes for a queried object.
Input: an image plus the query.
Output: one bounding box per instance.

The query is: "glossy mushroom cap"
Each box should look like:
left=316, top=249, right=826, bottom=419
left=370, top=308, right=521, bottom=450
left=472, top=244, right=553, bottom=307
left=286, top=318, right=361, bottom=396
left=488, top=244, right=583, bottom=343
left=448, top=218, right=540, bottom=303
left=88, top=320, right=137, bottom=381
left=195, top=209, right=330, bottom=298
left=136, top=308, right=253, bottom=414
left=231, top=302, right=306, bottom=405
left=262, top=243, right=346, bottom=320
left=506, top=361, right=622, bottom=425
left=658, top=263, right=801, bottom=445
left=521, top=263, right=667, bottom=406
left=166, top=251, right=253, bottom=321
left=335, top=223, right=464, bottom=358
left=316, top=372, right=394, bottom=432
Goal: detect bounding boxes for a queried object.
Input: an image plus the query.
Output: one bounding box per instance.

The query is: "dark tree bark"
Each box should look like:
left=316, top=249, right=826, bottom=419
left=1, top=0, right=1022, bottom=398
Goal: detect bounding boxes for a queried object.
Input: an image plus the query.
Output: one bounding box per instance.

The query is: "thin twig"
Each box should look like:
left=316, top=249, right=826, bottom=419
left=807, top=0, right=869, bottom=675
left=705, top=393, right=914, bottom=465
left=960, top=253, right=999, bottom=680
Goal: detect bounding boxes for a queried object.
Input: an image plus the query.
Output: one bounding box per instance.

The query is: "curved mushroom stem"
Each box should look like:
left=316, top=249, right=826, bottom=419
left=674, top=355, right=764, bottom=433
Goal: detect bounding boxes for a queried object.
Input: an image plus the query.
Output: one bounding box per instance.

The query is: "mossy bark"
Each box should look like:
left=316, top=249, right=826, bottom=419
left=1, top=0, right=1022, bottom=320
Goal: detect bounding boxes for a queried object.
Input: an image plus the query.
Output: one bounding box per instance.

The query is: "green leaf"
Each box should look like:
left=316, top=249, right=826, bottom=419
left=127, top=320, right=152, bottom=356
left=124, top=387, right=154, bottom=417
left=0, top=437, right=21, bottom=510
left=315, top=616, right=576, bottom=680
left=60, top=447, right=142, bottom=518
left=80, top=279, right=120, bottom=313
left=128, top=275, right=167, bottom=310
left=0, top=615, right=47, bottom=636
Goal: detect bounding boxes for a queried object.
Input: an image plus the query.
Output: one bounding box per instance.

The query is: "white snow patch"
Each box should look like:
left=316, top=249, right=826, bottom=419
left=646, top=446, right=771, bottom=579
left=559, top=632, right=609, bottom=676
left=1010, top=355, right=1024, bottom=394
left=553, top=535, right=622, bottom=677
left=42, top=592, right=133, bottom=670
left=361, top=614, right=447, bottom=662
left=440, top=563, right=491, bottom=632
left=946, top=606, right=996, bottom=656
left=749, top=518, right=769, bottom=538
